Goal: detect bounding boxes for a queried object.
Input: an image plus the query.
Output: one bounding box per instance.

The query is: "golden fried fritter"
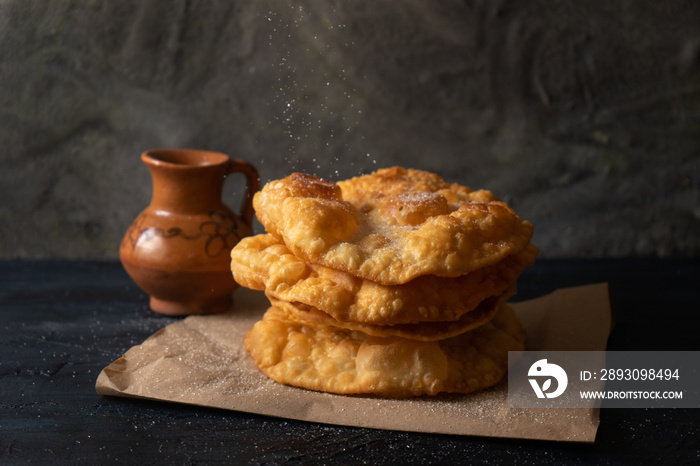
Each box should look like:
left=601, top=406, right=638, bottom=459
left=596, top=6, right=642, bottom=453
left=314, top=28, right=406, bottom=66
left=244, top=304, right=526, bottom=397
left=252, top=167, right=533, bottom=285
left=266, top=288, right=512, bottom=341
left=231, top=233, right=537, bottom=325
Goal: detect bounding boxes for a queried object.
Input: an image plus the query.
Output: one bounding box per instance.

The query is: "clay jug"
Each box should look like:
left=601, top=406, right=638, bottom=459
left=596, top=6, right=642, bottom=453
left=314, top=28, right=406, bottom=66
left=120, top=148, right=259, bottom=316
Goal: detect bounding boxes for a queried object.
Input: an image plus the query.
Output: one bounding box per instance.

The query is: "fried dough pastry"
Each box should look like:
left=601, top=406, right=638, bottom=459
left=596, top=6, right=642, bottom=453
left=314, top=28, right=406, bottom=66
left=267, top=288, right=512, bottom=341
left=252, top=167, right=534, bottom=285
left=231, top=233, right=538, bottom=325
left=244, top=304, right=526, bottom=397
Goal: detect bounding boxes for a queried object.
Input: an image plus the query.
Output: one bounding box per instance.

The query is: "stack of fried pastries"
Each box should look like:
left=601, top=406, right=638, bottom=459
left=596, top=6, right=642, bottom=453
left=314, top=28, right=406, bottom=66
left=231, top=167, right=537, bottom=398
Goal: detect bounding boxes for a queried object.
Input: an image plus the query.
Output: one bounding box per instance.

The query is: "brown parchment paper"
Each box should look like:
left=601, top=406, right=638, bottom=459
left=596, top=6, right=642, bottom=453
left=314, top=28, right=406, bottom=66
left=96, top=283, right=612, bottom=443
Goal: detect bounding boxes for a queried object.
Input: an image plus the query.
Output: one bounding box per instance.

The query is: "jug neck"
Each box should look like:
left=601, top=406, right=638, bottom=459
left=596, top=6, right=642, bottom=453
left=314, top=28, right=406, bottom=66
left=143, top=151, right=229, bottom=214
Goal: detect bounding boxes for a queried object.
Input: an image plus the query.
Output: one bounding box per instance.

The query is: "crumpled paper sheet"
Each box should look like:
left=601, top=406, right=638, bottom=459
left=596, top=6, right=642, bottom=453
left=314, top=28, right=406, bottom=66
left=96, top=283, right=612, bottom=443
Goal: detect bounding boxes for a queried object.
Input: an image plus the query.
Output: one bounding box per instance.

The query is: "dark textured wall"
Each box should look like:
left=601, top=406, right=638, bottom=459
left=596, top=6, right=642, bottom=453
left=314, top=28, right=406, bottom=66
left=1, top=0, right=699, bottom=259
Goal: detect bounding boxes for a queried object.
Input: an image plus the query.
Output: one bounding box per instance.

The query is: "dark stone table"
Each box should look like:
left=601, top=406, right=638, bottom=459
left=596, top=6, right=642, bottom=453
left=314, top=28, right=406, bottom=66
left=1, top=259, right=698, bottom=464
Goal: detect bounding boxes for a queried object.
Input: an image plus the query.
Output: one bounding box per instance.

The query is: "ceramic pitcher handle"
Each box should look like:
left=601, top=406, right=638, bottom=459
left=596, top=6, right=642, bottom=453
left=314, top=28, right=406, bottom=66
left=226, top=159, right=260, bottom=227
